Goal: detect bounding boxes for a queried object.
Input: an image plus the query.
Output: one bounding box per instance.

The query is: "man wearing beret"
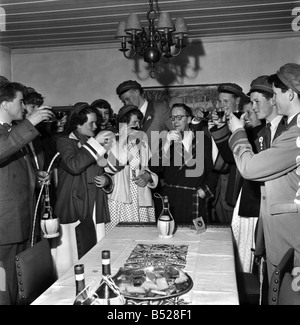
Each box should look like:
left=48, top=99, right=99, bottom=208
left=228, top=63, right=300, bottom=281
left=116, top=80, right=173, bottom=153
left=208, top=83, right=246, bottom=224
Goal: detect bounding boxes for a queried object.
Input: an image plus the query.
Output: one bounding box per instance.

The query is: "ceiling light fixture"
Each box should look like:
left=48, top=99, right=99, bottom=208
left=115, top=0, right=189, bottom=78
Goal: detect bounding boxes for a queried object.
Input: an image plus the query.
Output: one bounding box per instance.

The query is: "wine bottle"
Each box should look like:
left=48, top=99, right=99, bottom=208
left=42, top=183, right=52, bottom=220
left=40, top=183, right=60, bottom=238
left=95, top=250, right=124, bottom=305
left=73, top=264, right=92, bottom=305
left=157, top=196, right=175, bottom=239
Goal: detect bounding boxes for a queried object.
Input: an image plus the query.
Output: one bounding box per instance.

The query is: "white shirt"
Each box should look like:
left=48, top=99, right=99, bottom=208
left=140, top=100, right=148, bottom=117
left=268, top=115, right=283, bottom=143
left=182, top=130, right=193, bottom=152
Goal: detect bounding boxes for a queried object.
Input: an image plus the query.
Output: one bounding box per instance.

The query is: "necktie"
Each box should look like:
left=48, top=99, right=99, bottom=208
left=264, top=123, right=271, bottom=149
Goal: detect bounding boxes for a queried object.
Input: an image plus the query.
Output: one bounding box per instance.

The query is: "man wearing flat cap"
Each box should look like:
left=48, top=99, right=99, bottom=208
left=208, top=83, right=246, bottom=224
left=232, top=75, right=286, bottom=289
left=116, top=80, right=173, bottom=153
left=228, top=63, right=300, bottom=281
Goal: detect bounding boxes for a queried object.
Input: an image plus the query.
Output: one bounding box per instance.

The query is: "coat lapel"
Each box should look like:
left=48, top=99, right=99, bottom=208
left=141, top=101, right=155, bottom=132
left=274, top=116, right=287, bottom=140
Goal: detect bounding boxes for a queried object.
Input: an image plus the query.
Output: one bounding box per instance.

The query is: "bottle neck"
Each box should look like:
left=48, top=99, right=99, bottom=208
left=102, top=257, right=111, bottom=276
left=75, top=273, right=86, bottom=294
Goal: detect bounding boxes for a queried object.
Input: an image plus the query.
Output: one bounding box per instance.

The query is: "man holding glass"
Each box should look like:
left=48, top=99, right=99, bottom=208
left=228, top=63, right=300, bottom=280
left=208, top=83, right=246, bottom=224
left=0, top=82, right=54, bottom=304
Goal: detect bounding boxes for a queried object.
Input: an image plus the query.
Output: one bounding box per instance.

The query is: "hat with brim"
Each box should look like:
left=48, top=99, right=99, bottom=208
left=116, top=80, right=142, bottom=97
left=117, top=104, right=139, bottom=124
left=277, top=63, right=300, bottom=94
left=69, top=102, right=90, bottom=119
left=217, top=83, right=244, bottom=98
left=247, top=75, right=274, bottom=95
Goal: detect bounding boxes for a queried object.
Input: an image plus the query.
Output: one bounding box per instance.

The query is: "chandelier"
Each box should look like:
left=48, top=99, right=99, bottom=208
left=115, top=0, right=189, bottom=78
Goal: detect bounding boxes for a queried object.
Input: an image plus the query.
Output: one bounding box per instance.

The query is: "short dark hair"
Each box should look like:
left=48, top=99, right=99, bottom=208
left=90, top=99, right=113, bottom=117
left=268, top=74, right=289, bottom=92
left=23, top=91, right=44, bottom=107
left=67, top=102, right=98, bottom=133
left=268, top=73, right=300, bottom=100
left=171, top=103, right=193, bottom=117
left=0, top=82, right=25, bottom=105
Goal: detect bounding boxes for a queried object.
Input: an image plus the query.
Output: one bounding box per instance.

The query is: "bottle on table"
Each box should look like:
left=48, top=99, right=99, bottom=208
left=73, top=264, right=94, bottom=305
left=157, top=196, right=175, bottom=239
left=95, top=250, right=124, bottom=305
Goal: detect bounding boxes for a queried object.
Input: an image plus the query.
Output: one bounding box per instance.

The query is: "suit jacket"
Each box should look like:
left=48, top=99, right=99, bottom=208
left=229, top=113, right=300, bottom=266
left=149, top=130, right=218, bottom=222
left=239, top=116, right=286, bottom=217
left=141, top=101, right=173, bottom=153
left=0, top=120, right=39, bottom=244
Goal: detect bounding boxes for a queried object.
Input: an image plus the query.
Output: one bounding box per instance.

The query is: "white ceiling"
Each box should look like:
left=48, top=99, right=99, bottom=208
left=0, top=0, right=299, bottom=50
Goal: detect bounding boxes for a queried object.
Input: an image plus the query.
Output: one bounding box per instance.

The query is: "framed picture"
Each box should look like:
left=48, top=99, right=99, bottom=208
left=144, top=84, right=220, bottom=113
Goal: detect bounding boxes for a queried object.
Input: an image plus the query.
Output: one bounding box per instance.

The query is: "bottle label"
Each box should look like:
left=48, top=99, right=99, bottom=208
left=75, top=274, right=84, bottom=281
left=102, top=258, right=110, bottom=265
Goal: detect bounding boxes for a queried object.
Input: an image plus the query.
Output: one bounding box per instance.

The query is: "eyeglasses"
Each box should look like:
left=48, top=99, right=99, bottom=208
left=169, top=115, right=189, bottom=121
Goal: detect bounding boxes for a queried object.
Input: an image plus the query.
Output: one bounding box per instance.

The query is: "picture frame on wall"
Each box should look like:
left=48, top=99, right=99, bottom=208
left=144, top=84, right=221, bottom=113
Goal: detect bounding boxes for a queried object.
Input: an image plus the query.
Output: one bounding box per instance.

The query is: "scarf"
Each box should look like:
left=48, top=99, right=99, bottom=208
left=73, top=130, right=89, bottom=146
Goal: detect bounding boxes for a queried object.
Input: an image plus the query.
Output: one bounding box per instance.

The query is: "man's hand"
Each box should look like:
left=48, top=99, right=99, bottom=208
left=227, top=112, right=245, bottom=133
left=194, top=107, right=204, bottom=121
left=163, top=130, right=182, bottom=153
left=27, top=106, right=55, bottom=126
left=210, top=110, right=226, bottom=129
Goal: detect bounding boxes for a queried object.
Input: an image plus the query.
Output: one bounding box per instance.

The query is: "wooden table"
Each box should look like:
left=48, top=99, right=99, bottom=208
left=31, top=225, right=239, bottom=305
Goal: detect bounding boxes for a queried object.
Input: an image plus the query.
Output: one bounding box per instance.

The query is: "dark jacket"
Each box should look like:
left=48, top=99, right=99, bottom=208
left=54, top=133, right=112, bottom=224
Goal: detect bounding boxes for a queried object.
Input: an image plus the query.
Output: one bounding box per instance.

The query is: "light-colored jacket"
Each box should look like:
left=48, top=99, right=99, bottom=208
left=229, top=115, right=300, bottom=266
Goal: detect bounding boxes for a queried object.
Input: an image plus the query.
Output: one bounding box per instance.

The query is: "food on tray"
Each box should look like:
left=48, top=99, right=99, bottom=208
left=174, top=270, right=189, bottom=284
left=114, top=266, right=192, bottom=299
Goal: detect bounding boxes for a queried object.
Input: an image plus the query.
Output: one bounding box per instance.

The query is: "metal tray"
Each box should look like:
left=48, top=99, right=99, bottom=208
left=113, top=265, right=193, bottom=301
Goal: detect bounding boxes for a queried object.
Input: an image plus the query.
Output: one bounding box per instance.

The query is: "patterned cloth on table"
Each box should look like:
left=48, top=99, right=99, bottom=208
left=106, top=139, right=155, bottom=233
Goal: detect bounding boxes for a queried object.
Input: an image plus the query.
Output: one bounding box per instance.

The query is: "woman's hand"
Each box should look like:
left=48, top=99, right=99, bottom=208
left=132, top=171, right=151, bottom=187
left=94, top=175, right=109, bottom=188
left=95, top=130, right=115, bottom=148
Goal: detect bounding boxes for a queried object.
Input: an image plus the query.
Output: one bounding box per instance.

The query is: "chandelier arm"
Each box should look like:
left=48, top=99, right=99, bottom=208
left=123, top=48, right=137, bottom=59
left=169, top=47, right=182, bottom=57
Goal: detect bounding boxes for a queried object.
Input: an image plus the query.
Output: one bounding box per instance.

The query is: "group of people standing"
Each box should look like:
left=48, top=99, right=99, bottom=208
left=0, top=61, right=300, bottom=305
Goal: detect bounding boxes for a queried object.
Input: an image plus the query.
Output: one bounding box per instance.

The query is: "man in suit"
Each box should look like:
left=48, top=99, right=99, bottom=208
left=208, top=83, right=246, bottom=224
left=0, top=82, right=54, bottom=304
left=116, top=80, right=173, bottom=153
left=149, top=103, right=216, bottom=224
left=116, top=80, right=174, bottom=218
left=228, top=63, right=300, bottom=281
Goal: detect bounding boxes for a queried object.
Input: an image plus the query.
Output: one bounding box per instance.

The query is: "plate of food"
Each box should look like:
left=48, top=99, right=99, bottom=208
left=113, top=265, right=193, bottom=300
